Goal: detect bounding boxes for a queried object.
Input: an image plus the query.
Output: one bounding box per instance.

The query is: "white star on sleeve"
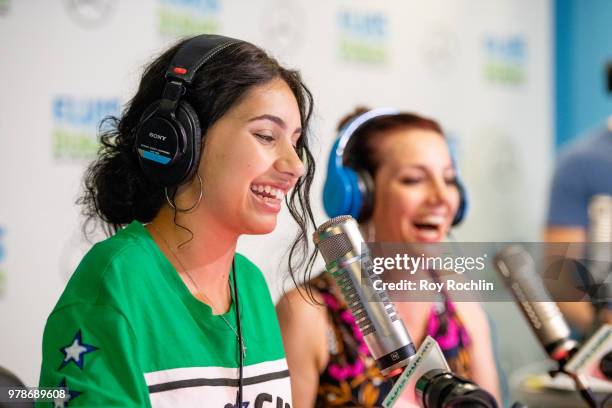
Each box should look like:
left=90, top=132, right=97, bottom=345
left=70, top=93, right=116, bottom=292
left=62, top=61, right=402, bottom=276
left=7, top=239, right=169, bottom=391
left=63, top=339, right=88, bottom=364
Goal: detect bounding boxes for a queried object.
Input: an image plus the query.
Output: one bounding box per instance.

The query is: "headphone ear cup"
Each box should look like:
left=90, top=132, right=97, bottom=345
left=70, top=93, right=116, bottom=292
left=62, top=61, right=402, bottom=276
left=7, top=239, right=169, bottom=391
left=452, top=178, right=468, bottom=226
left=323, top=138, right=362, bottom=218
left=356, top=169, right=375, bottom=222
left=173, top=100, right=202, bottom=184
left=137, top=103, right=159, bottom=128
left=158, top=101, right=201, bottom=187
left=135, top=102, right=183, bottom=187
left=133, top=100, right=201, bottom=188
left=323, top=160, right=357, bottom=218
left=344, top=167, right=364, bottom=219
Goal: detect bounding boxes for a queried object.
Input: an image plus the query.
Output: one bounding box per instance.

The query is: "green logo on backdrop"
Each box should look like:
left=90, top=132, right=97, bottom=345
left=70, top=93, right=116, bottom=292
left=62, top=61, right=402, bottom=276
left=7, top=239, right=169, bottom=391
left=483, top=36, right=527, bottom=86
left=338, top=39, right=386, bottom=64
left=336, top=11, right=388, bottom=65
left=158, top=0, right=221, bottom=37
left=158, top=8, right=219, bottom=36
left=52, top=129, right=100, bottom=162
left=484, top=63, right=525, bottom=85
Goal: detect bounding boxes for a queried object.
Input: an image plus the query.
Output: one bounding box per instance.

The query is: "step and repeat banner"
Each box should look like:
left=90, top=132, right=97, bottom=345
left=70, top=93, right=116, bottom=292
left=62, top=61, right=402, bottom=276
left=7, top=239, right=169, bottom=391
left=0, top=0, right=552, bottom=389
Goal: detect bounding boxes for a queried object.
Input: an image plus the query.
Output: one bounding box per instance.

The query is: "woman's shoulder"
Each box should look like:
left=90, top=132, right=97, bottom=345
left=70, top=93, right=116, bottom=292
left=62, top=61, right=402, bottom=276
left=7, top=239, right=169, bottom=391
left=234, top=253, right=269, bottom=290
left=83, top=234, right=144, bottom=268
left=276, top=282, right=328, bottom=343
left=452, top=301, right=490, bottom=336
left=78, top=224, right=153, bottom=277
left=453, top=301, right=486, bottom=319
left=234, top=252, right=261, bottom=274
left=275, top=275, right=334, bottom=376
left=276, top=275, right=328, bottom=321
left=55, top=223, right=157, bottom=310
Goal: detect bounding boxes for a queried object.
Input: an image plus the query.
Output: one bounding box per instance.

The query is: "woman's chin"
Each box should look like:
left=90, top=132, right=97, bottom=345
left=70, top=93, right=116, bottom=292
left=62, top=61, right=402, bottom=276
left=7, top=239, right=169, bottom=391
left=244, top=217, right=277, bottom=235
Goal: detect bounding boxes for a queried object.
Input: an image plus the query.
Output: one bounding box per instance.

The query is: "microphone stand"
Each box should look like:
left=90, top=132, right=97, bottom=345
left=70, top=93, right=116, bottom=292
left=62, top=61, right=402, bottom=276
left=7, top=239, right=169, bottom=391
left=547, top=362, right=598, bottom=408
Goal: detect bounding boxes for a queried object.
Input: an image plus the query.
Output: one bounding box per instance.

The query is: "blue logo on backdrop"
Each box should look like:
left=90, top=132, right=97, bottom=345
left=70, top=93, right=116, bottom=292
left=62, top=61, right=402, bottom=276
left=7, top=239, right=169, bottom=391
left=482, top=35, right=527, bottom=85
left=0, top=227, right=6, bottom=298
left=336, top=10, right=388, bottom=65
left=158, top=0, right=222, bottom=37
left=51, top=96, right=121, bottom=162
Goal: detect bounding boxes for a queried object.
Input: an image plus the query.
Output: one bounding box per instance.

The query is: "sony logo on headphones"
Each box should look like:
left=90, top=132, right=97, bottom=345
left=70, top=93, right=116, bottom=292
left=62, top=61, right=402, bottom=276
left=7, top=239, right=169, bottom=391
left=149, top=132, right=167, bottom=141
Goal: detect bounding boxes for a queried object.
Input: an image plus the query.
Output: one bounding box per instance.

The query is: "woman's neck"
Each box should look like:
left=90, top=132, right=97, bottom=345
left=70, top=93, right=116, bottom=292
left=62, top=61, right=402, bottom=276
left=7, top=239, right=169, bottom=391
left=149, top=205, right=238, bottom=313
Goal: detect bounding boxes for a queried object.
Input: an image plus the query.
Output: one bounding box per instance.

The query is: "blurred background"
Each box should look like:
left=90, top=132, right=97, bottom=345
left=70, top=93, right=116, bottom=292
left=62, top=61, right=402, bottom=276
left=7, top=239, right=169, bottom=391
left=0, top=0, right=611, bottom=405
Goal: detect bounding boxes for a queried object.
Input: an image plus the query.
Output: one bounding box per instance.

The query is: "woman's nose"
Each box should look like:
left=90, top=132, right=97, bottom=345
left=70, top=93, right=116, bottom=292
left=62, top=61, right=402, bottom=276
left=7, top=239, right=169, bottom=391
left=275, top=139, right=305, bottom=180
left=426, top=178, right=451, bottom=205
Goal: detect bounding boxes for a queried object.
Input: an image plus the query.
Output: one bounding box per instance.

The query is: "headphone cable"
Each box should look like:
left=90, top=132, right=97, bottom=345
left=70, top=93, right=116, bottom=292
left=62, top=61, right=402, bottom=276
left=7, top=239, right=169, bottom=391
left=232, top=257, right=243, bottom=408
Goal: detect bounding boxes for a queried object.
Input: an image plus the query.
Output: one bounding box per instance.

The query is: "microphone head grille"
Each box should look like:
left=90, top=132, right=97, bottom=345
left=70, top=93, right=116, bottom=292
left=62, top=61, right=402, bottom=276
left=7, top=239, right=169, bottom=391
left=315, top=215, right=353, bottom=234
left=589, top=195, right=612, bottom=242
left=318, top=233, right=353, bottom=264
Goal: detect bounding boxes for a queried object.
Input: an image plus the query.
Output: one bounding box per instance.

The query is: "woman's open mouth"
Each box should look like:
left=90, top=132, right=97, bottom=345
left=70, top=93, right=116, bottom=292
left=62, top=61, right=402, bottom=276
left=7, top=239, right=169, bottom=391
left=413, top=216, right=446, bottom=242
left=250, top=183, right=286, bottom=213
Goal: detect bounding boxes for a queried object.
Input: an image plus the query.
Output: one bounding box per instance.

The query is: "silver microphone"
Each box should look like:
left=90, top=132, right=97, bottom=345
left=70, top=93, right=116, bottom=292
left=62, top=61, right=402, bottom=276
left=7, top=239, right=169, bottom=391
left=313, top=215, right=416, bottom=376
left=587, top=195, right=612, bottom=307
left=494, top=245, right=578, bottom=362
left=589, top=195, right=612, bottom=243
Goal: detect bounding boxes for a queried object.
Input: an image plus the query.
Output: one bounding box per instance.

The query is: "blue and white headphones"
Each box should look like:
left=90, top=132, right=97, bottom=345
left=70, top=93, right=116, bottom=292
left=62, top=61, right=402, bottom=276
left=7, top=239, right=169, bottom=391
left=322, top=107, right=468, bottom=225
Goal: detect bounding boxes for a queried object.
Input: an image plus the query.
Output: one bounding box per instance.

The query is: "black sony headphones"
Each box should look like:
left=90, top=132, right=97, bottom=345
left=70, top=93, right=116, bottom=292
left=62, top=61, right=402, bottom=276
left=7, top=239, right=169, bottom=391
left=134, top=34, right=243, bottom=187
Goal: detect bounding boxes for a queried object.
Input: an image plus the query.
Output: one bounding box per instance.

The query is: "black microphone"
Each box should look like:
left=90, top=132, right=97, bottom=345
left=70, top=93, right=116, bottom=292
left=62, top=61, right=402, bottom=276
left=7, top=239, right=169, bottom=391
left=601, top=351, right=612, bottom=379
left=313, top=215, right=416, bottom=375
left=493, top=245, right=578, bottom=363
left=416, top=369, right=499, bottom=408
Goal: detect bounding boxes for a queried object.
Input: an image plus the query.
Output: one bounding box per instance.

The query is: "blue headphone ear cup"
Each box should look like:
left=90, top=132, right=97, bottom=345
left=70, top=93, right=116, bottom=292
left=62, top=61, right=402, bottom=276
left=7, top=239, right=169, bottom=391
left=452, top=178, right=468, bottom=226
left=323, top=159, right=357, bottom=218
left=323, top=138, right=362, bottom=218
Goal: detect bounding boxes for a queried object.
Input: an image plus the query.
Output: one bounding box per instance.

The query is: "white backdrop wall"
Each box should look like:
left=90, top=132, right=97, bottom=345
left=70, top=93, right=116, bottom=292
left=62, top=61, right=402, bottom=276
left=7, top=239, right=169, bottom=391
left=0, top=0, right=552, bottom=397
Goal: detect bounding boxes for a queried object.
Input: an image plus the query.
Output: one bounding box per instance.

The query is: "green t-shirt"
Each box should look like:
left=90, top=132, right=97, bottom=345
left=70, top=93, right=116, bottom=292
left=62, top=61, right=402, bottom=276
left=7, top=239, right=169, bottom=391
left=38, top=221, right=291, bottom=407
